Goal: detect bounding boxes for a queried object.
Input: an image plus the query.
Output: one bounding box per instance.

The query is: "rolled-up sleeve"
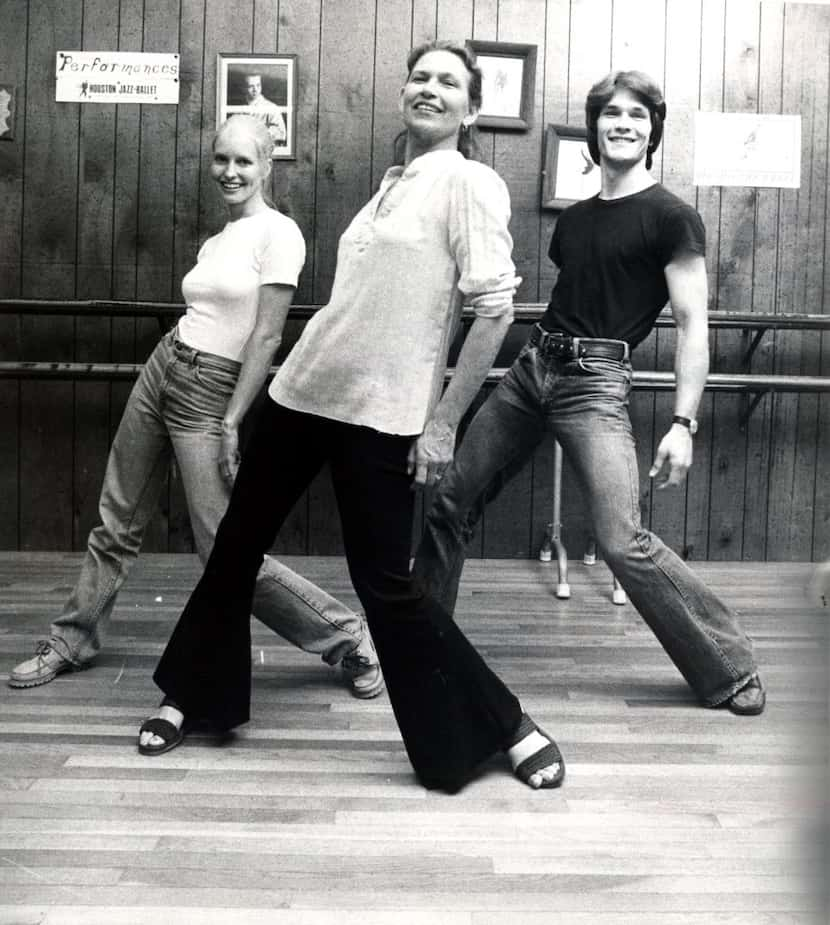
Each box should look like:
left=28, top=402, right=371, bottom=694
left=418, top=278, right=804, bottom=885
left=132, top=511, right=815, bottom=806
left=448, top=162, right=518, bottom=321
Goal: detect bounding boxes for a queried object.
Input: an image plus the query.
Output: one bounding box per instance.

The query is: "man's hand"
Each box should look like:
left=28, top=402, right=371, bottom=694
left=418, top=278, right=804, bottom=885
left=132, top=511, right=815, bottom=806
left=219, top=424, right=241, bottom=485
left=407, top=419, right=456, bottom=487
left=649, top=425, right=693, bottom=489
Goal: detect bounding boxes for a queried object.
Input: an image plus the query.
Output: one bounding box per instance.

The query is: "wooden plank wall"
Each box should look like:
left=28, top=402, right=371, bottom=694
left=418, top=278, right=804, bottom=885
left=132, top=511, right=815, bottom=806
left=0, top=0, right=827, bottom=562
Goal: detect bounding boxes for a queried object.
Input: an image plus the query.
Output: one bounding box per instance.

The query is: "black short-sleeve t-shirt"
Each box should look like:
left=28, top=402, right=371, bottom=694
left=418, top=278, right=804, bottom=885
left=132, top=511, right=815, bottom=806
left=540, top=184, right=706, bottom=349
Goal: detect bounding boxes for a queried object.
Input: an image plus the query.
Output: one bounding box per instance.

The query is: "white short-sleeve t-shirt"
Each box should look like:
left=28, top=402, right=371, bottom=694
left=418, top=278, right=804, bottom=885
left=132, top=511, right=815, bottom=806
left=178, top=209, right=305, bottom=361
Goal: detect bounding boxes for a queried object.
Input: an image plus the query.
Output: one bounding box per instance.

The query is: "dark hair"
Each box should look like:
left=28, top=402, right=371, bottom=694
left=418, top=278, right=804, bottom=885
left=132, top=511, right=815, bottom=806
left=585, top=70, right=667, bottom=170
left=395, top=39, right=483, bottom=161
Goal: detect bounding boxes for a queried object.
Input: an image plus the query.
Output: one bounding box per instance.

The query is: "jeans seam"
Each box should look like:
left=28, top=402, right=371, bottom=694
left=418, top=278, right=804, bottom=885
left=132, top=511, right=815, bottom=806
left=704, top=673, right=754, bottom=708
left=628, top=528, right=745, bottom=704
left=55, top=357, right=171, bottom=664
left=633, top=526, right=741, bottom=675
left=256, top=567, right=362, bottom=644
left=47, top=635, right=83, bottom=666
left=628, top=471, right=743, bottom=697
left=620, top=447, right=744, bottom=697
left=56, top=475, right=155, bottom=665
left=52, top=562, right=122, bottom=666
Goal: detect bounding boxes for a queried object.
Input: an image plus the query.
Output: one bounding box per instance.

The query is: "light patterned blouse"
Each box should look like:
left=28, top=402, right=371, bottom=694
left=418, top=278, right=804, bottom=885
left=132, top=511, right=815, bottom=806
left=270, top=149, right=517, bottom=436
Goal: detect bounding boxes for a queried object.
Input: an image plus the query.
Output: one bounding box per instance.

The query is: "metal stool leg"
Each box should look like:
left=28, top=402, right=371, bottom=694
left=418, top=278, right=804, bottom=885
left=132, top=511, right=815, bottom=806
left=538, top=440, right=571, bottom=599
left=539, top=443, right=625, bottom=605
left=585, top=535, right=627, bottom=606
left=612, top=574, right=627, bottom=605
left=583, top=538, right=597, bottom=566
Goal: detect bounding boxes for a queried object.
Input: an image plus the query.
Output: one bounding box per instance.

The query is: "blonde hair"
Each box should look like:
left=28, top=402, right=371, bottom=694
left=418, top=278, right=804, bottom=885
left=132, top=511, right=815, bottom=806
left=212, top=114, right=275, bottom=205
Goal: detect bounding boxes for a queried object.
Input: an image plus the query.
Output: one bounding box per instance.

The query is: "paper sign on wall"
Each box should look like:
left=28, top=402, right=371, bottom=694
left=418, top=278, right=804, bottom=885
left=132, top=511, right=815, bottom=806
left=55, top=52, right=179, bottom=104
left=693, top=111, right=801, bottom=188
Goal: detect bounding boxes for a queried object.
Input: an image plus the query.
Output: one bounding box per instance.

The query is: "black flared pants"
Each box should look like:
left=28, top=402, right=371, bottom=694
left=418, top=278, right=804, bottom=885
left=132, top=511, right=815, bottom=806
left=153, top=398, right=521, bottom=791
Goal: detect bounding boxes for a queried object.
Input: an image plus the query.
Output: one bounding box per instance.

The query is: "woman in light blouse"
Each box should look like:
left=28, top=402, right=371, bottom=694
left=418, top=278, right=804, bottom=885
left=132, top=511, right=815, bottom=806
left=139, top=40, right=564, bottom=793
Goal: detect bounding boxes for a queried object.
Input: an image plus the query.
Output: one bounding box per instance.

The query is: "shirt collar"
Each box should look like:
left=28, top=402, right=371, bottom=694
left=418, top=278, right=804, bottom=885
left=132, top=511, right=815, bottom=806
left=380, top=149, right=464, bottom=189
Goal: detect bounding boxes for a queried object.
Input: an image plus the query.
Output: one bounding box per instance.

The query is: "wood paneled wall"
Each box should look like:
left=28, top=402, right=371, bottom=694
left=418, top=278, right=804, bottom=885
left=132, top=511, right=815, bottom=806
left=0, top=0, right=827, bottom=561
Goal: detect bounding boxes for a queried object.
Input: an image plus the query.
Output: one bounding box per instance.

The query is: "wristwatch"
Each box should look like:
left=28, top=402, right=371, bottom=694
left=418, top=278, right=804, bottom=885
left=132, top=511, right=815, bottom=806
left=672, top=415, right=698, bottom=435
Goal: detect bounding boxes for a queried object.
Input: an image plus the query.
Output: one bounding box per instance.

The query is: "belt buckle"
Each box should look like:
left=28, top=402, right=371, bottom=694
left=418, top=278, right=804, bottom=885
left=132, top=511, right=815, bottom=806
left=549, top=333, right=573, bottom=359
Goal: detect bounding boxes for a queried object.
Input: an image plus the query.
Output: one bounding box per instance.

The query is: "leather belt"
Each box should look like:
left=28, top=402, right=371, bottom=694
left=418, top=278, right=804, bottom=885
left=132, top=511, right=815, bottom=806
left=529, top=325, right=630, bottom=362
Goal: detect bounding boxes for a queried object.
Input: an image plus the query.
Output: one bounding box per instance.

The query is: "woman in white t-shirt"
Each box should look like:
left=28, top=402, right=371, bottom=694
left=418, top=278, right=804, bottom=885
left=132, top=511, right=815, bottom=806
left=8, top=115, right=381, bottom=718
left=142, top=44, right=564, bottom=793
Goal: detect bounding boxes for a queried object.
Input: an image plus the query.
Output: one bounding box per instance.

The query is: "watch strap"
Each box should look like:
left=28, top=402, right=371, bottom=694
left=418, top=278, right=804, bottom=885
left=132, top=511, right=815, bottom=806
left=672, top=415, right=696, bottom=433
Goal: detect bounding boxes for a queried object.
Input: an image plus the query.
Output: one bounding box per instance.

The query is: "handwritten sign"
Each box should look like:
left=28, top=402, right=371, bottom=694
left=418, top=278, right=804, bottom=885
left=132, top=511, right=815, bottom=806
left=55, top=52, right=179, bottom=104
left=693, top=111, right=801, bottom=188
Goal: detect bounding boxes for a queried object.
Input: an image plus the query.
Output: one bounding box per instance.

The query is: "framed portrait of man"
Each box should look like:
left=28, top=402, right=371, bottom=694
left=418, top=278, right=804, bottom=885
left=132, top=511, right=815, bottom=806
left=216, top=53, right=297, bottom=160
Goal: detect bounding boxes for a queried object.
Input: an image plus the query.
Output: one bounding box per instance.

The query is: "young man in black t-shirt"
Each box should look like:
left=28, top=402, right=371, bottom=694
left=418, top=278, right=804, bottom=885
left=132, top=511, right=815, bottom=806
left=414, top=70, right=765, bottom=716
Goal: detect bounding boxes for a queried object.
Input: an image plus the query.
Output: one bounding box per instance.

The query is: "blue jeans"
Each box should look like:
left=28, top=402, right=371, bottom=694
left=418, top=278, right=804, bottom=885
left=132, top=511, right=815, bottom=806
left=49, top=329, right=363, bottom=666
left=413, top=330, right=757, bottom=707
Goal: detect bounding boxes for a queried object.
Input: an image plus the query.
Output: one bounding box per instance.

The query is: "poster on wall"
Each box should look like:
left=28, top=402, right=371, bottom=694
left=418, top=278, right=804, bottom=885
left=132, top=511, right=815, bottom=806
left=216, top=53, right=297, bottom=160
left=693, top=111, right=801, bottom=188
left=55, top=51, right=180, bottom=104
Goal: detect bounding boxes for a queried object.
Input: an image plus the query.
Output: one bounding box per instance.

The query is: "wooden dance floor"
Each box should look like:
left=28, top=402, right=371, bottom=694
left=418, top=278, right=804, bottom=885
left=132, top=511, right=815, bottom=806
left=0, top=553, right=827, bottom=925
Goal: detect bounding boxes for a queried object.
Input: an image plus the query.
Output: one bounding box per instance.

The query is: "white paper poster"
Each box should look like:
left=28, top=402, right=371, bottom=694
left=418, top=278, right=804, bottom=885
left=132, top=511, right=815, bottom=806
left=693, top=111, right=801, bottom=188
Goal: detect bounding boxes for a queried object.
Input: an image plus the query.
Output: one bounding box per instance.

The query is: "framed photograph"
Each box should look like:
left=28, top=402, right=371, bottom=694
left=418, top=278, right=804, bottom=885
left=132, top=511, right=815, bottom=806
left=542, top=123, right=601, bottom=210
left=216, top=53, right=297, bottom=160
left=466, top=40, right=536, bottom=131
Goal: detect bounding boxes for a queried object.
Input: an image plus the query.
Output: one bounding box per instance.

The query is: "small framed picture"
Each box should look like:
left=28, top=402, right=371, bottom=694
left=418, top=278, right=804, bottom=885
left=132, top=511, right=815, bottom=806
left=466, top=40, right=537, bottom=131
left=216, top=53, right=297, bottom=160
left=541, top=123, right=601, bottom=210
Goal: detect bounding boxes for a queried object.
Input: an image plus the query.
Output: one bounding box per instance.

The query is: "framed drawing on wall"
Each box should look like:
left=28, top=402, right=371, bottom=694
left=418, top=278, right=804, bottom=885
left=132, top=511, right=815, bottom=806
left=465, top=40, right=536, bottom=131
left=216, top=53, right=297, bottom=159
left=542, top=123, right=601, bottom=210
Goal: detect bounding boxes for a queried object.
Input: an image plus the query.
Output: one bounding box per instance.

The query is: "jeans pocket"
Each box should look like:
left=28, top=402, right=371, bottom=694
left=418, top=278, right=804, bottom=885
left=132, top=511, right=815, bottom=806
left=194, top=361, right=240, bottom=394
left=576, top=356, right=632, bottom=383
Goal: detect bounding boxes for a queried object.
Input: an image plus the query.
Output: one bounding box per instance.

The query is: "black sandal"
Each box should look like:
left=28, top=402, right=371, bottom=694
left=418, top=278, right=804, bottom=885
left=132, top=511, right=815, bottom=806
left=138, top=701, right=186, bottom=757
left=506, top=713, right=565, bottom=789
